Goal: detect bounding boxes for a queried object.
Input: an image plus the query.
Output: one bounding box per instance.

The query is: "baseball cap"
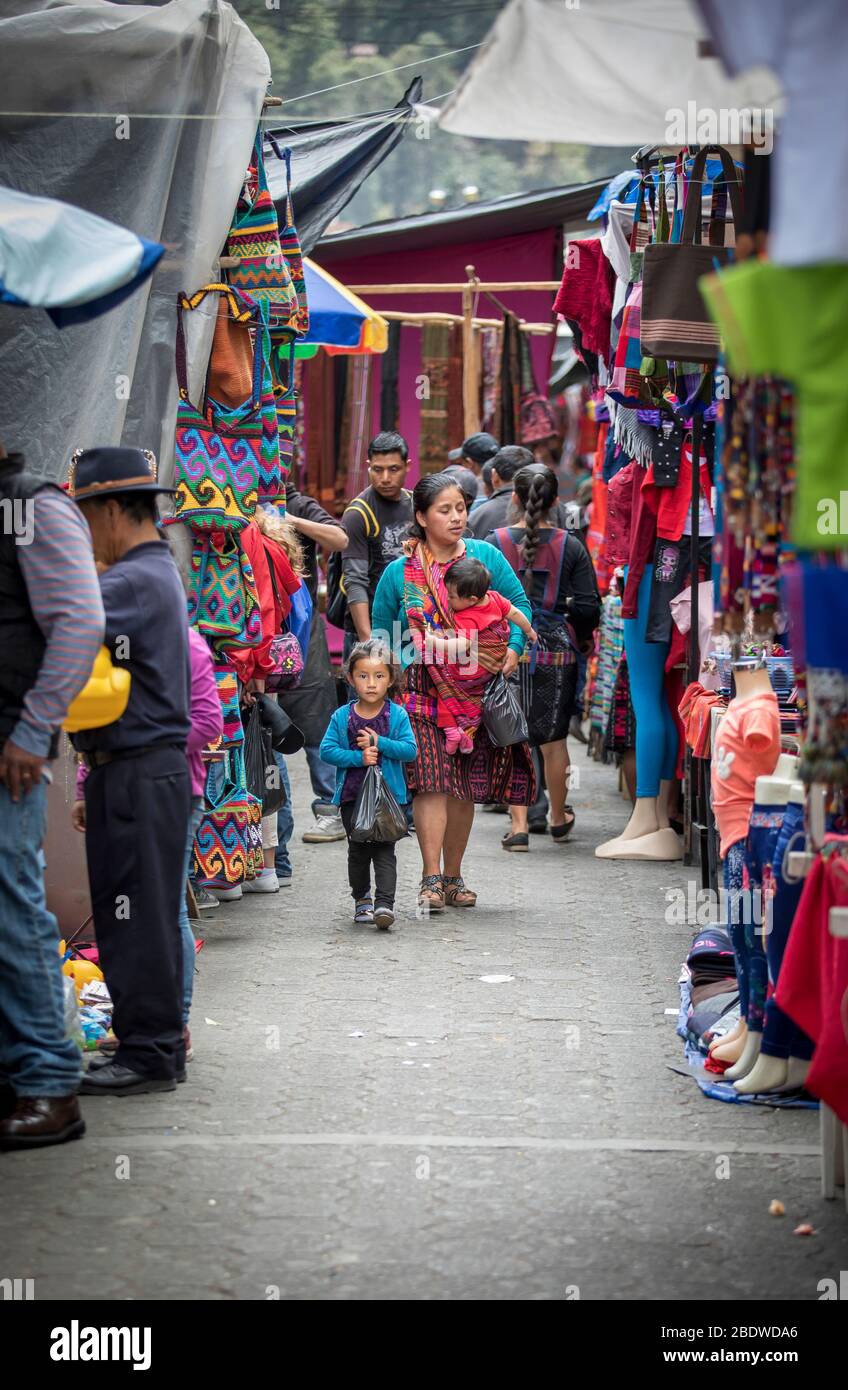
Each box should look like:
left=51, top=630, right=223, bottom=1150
left=447, top=432, right=500, bottom=466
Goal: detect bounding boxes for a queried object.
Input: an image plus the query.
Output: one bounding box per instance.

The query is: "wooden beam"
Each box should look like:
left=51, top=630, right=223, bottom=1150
left=345, top=281, right=560, bottom=294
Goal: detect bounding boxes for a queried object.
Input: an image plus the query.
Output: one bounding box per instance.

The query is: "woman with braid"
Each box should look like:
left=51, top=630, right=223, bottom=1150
left=486, top=465, right=600, bottom=851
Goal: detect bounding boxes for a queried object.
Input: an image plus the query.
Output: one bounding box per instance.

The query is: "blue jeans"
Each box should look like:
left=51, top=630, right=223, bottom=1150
left=274, top=754, right=293, bottom=879
left=305, top=743, right=337, bottom=813
left=179, top=797, right=204, bottom=1028
left=0, top=779, right=82, bottom=1096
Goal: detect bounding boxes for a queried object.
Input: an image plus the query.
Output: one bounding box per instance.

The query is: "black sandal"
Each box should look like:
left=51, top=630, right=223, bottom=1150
left=501, top=831, right=529, bottom=852
left=550, top=806, right=576, bottom=843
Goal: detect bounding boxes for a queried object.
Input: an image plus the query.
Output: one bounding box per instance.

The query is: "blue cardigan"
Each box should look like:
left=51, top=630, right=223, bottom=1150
left=319, top=699, right=417, bottom=806
left=371, top=538, right=533, bottom=669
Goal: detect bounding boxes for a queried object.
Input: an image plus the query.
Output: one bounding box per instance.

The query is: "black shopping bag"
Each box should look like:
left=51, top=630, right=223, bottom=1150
left=482, top=673, right=528, bottom=747
left=244, top=701, right=286, bottom=816
left=350, top=765, right=408, bottom=844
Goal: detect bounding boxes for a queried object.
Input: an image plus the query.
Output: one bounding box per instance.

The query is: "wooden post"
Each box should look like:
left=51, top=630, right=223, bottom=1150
left=462, top=265, right=479, bottom=436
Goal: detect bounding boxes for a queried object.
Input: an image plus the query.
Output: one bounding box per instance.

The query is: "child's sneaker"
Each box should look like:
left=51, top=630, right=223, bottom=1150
left=354, top=897, right=374, bottom=925
left=373, top=906, right=394, bottom=931
left=444, top=727, right=462, bottom=755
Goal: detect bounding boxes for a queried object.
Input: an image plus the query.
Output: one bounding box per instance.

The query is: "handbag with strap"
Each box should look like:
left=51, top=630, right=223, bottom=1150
left=269, top=137, right=309, bottom=338
left=640, top=145, right=743, bottom=365
left=173, top=284, right=262, bottom=532
left=225, top=129, right=297, bottom=330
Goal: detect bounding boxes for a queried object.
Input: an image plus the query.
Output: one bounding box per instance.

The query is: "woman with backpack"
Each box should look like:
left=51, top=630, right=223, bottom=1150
left=486, top=464, right=600, bottom=851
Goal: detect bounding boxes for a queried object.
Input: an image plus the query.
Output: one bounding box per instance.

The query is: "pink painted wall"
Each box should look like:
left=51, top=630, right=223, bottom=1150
left=315, top=227, right=558, bottom=482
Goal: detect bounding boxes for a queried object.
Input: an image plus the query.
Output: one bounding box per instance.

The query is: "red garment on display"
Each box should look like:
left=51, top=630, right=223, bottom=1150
left=775, top=842, right=848, bottom=1125
left=641, top=447, right=712, bottom=543
left=227, top=525, right=301, bottom=684
left=678, top=681, right=724, bottom=758
left=603, top=459, right=636, bottom=567
left=553, top=239, right=616, bottom=363
left=620, top=465, right=658, bottom=620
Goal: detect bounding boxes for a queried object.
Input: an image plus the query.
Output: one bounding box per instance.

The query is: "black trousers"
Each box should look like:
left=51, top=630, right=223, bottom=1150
left=84, top=746, right=190, bottom=1079
left=340, top=801, right=397, bottom=908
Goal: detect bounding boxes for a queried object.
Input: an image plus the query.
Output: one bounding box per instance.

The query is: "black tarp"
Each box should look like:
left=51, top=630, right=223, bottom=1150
left=263, top=78, right=423, bottom=255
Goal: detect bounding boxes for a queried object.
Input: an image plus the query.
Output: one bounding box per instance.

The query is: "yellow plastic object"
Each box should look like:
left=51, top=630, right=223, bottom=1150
left=63, top=959, right=104, bottom=993
left=62, top=646, right=131, bottom=733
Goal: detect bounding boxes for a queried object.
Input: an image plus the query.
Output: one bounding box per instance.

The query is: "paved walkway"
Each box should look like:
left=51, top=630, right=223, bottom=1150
left=4, top=753, right=847, bottom=1300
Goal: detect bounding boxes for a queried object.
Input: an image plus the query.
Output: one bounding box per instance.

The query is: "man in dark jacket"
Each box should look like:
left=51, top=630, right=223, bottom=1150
left=468, top=446, right=587, bottom=544
left=0, top=445, right=104, bottom=1150
left=69, top=448, right=192, bottom=1098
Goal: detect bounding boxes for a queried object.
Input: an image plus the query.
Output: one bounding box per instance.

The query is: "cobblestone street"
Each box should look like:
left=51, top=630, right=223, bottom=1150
left=4, top=754, right=847, bottom=1301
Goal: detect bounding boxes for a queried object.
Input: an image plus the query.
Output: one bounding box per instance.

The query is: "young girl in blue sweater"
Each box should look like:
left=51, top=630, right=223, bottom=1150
left=319, top=639, right=417, bottom=929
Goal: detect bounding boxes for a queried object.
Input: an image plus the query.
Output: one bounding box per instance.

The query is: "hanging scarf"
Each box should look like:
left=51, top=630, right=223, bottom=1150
left=402, top=538, right=507, bottom=733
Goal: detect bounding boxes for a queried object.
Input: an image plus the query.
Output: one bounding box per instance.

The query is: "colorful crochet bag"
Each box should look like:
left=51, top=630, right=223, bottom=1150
left=194, top=747, right=251, bottom=889
left=272, top=341, right=297, bottom=494
left=268, top=137, right=310, bottom=338
left=225, top=130, right=297, bottom=330
left=174, top=285, right=261, bottom=531
left=188, top=532, right=262, bottom=650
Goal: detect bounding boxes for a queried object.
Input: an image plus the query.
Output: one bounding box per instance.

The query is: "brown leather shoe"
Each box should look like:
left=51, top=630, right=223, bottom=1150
left=0, top=1095, right=85, bottom=1150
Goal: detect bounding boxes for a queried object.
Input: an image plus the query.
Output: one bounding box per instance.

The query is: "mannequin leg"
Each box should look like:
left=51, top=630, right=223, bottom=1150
left=597, top=568, right=681, bottom=856
left=725, top=1027, right=762, bottom=1081
left=761, top=801, right=815, bottom=1063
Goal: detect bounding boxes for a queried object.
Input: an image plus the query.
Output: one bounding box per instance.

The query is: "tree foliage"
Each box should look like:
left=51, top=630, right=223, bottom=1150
left=231, top=1, right=629, bottom=227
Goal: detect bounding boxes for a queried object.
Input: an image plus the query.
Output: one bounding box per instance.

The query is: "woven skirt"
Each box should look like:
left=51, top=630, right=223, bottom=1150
left=404, top=662, right=536, bottom=806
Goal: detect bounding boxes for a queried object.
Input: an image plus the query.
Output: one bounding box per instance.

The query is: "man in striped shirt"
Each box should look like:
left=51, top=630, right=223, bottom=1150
left=0, top=444, right=104, bottom=1151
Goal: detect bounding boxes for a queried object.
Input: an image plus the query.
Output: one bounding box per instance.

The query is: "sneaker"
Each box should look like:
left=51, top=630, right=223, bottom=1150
left=354, top=897, right=374, bottom=925
left=373, top=906, right=394, bottom=931
left=276, top=875, right=293, bottom=888
left=194, top=886, right=220, bottom=911
left=528, top=819, right=548, bottom=835
left=243, top=869, right=280, bottom=894
left=183, top=1026, right=193, bottom=1063
left=302, top=812, right=346, bottom=843
left=210, top=884, right=242, bottom=902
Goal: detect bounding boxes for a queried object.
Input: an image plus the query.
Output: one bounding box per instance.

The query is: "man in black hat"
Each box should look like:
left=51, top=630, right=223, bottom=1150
left=446, top=431, right=500, bottom=502
left=0, top=443, right=104, bottom=1150
left=68, top=447, right=191, bottom=1096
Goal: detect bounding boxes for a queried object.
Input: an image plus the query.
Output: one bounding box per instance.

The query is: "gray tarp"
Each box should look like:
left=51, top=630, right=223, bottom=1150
left=0, top=0, right=270, bottom=485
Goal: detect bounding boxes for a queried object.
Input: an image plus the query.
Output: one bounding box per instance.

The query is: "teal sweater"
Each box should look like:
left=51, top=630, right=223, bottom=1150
left=371, top=539, right=533, bottom=669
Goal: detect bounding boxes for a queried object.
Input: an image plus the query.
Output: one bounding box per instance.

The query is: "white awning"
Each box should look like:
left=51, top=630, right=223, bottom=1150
left=439, top=0, right=780, bottom=146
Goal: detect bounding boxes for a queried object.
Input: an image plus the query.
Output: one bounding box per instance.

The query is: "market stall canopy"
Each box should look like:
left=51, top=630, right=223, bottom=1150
left=0, top=0, right=269, bottom=483
left=264, top=79, right=423, bottom=256
left=295, top=259, right=388, bottom=357
left=438, top=0, right=780, bottom=145
left=0, top=186, right=164, bottom=327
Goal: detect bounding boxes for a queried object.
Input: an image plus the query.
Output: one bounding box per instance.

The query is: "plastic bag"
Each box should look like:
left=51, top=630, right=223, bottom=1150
left=350, top=765, right=408, bottom=844
left=243, top=701, right=286, bottom=816
left=63, top=975, right=84, bottom=1056
left=482, top=674, right=528, bottom=747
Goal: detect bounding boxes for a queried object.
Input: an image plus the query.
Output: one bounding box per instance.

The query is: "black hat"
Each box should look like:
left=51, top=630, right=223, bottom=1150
left=448, top=432, right=499, bottom=466
left=441, top=463, right=479, bottom=505
left=68, top=447, right=176, bottom=502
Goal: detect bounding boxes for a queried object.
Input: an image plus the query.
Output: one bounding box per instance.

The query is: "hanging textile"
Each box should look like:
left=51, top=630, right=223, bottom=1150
left=446, top=324, right=465, bottom=450
left=481, top=326, right=501, bottom=437
left=304, top=350, right=337, bottom=510
left=500, top=314, right=523, bottom=445
left=336, top=354, right=372, bottom=507
left=380, top=320, right=401, bottom=431
left=419, top=321, right=451, bottom=473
